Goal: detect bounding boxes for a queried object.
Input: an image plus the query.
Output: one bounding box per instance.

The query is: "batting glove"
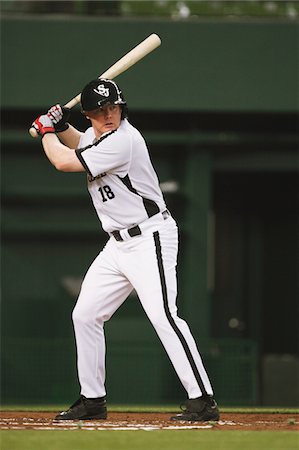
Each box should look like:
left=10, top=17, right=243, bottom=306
left=47, top=104, right=70, bottom=132
left=31, top=114, right=55, bottom=137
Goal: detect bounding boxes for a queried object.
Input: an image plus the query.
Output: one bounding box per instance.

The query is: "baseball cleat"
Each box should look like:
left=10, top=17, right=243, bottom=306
left=170, top=396, right=220, bottom=422
left=54, top=395, right=107, bottom=420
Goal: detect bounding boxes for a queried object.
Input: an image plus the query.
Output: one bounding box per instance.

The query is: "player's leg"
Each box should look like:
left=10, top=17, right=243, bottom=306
left=71, top=239, right=132, bottom=398
left=150, top=221, right=219, bottom=421
left=121, top=217, right=218, bottom=419
left=55, top=239, right=133, bottom=420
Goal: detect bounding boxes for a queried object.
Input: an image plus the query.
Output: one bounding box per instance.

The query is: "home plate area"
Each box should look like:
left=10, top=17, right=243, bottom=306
left=1, top=412, right=298, bottom=431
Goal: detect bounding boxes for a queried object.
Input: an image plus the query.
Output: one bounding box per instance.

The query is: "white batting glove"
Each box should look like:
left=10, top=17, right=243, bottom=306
left=47, top=104, right=70, bottom=132
left=31, top=114, right=55, bottom=137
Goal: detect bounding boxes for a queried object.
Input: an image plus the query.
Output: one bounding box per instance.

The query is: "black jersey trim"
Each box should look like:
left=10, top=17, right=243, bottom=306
left=153, top=231, right=208, bottom=396
left=75, top=129, right=117, bottom=177
left=75, top=150, right=93, bottom=177
left=118, top=174, right=160, bottom=218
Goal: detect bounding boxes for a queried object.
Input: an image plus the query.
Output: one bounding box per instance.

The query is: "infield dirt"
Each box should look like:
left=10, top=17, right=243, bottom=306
left=1, top=411, right=298, bottom=431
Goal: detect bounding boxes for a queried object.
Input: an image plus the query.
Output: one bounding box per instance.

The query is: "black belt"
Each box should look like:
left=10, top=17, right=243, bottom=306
left=112, top=225, right=141, bottom=241
left=111, top=210, right=169, bottom=242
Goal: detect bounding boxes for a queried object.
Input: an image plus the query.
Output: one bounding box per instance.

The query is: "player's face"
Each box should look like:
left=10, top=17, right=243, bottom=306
left=87, top=104, right=122, bottom=137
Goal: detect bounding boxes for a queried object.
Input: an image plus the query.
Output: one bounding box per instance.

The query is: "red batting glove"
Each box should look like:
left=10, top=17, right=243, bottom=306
left=31, top=114, right=55, bottom=137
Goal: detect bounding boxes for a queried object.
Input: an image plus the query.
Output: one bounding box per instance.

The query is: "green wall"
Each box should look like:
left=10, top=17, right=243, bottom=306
left=1, top=17, right=298, bottom=111
left=1, top=16, right=297, bottom=406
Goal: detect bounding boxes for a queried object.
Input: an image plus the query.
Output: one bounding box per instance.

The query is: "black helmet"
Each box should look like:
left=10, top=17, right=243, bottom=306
left=81, top=78, right=127, bottom=113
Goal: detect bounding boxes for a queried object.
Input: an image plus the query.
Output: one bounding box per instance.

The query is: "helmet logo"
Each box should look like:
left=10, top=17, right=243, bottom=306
left=93, top=84, right=110, bottom=97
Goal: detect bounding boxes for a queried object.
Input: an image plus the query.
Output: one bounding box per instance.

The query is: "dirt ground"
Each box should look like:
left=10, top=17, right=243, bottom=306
left=1, top=411, right=298, bottom=431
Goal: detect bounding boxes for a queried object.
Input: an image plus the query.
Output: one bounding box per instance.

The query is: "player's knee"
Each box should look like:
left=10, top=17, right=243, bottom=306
left=148, top=306, right=182, bottom=332
left=72, top=304, right=107, bottom=328
left=148, top=310, right=168, bottom=330
left=72, top=306, right=93, bottom=327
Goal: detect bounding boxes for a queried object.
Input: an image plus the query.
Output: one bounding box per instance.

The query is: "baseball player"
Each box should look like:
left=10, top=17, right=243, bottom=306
left=31, top=79, right=219, bottom=422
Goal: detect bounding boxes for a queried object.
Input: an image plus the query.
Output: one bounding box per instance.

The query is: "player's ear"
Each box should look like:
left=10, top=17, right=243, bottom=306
left=81, top=108, right=90, bottom=120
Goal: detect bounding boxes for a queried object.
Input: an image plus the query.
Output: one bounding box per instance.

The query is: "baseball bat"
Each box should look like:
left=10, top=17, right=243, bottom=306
left=29, top=33, right=161, bottom=138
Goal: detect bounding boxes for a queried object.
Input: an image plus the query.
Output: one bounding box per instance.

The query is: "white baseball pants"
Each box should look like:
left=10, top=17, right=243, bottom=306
left=72, top=214, right=214, bottom=399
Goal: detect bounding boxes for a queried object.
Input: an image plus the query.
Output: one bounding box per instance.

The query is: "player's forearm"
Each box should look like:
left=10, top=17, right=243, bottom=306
left=57, top=125, right=83, bottom=148
left=42, top=133, right=84, bottom=172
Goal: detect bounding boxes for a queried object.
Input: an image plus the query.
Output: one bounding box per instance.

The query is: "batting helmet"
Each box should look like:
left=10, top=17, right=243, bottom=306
left=81, top=79, right=128, bottom=118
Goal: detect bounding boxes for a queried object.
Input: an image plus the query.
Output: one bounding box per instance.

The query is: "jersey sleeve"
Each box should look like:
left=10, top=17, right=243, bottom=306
left=75, top=127, right=131, bottom=178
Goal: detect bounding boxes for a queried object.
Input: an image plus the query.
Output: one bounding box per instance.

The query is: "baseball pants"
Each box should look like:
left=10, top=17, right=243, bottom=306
left=72, top=214, right=213, bottom=399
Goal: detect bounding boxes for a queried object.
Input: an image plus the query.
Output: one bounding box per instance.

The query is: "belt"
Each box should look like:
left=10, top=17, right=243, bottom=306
left=111, top=210, right=170, bottom=242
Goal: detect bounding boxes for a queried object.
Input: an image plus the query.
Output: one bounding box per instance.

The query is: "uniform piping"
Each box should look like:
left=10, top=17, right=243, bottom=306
left=153, top=230, right=208, bottom=396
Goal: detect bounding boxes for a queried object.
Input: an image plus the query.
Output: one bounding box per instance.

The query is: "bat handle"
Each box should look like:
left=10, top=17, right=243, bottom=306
left=28, top=94, right=81, bottom=138
left=29, top=127, right=38, bottom=138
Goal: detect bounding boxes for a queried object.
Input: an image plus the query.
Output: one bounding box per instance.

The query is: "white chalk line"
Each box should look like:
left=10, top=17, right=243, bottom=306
left=1, top=418, right=241, bottom=431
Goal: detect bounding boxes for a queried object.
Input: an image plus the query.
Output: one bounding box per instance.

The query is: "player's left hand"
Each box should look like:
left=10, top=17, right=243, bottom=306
left=31, top=114, right=55, bottom=137
left=47, top=104, right=71, bottom=132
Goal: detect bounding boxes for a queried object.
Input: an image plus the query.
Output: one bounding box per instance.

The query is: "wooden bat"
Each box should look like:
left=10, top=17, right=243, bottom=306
left=29, top=33, right=161, bottom=137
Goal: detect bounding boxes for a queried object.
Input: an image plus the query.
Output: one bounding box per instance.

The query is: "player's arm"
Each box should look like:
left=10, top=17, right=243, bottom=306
left=42, top=134, right=85, bottom=172
left=31, top=114, right=85, bottom=172
left=47, top=104, right=83, bottom=148
left=57, top=124, right=82, bottom=149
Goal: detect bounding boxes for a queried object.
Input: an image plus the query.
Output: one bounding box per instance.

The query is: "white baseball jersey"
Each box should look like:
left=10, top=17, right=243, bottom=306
left=75, top=119, right=166, bottom=233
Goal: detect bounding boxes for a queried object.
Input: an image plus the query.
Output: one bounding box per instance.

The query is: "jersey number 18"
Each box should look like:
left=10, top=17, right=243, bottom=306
left=98, top=185, right=115, bottom=202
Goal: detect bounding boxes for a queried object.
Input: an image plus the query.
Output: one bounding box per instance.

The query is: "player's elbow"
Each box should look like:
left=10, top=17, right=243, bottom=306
left=53, top=160, right=70, bottom=172
left=53, top=159, right=84, bottom=173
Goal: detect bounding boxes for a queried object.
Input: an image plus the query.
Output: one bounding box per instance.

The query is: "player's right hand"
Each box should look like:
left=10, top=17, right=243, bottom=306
left=31, top=114, right=55, bottom=137
left=47, top=104, right=70, bottom=132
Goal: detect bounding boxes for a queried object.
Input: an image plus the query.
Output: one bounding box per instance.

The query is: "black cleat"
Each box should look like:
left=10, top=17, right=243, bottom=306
left=170, top=396, right=220, bottom=422
left=54, top=395, right=107, bottom=420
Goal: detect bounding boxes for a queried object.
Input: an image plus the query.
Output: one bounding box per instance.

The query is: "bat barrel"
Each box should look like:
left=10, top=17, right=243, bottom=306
left=100, top=34, right=161, bottom=80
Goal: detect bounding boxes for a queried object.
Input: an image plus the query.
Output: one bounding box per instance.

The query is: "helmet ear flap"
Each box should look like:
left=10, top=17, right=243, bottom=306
left=121, top=105, right=129, bottom=120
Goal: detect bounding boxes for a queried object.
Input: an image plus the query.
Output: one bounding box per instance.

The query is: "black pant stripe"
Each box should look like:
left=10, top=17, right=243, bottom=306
left=153, top=231, right=207, bottom=396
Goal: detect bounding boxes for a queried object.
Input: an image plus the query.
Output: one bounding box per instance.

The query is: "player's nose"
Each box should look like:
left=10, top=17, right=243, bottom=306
left=104, top=105, right=113, bottom=116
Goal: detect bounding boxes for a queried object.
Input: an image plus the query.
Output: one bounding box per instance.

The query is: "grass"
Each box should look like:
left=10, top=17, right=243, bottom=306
left=1, top=405, right=299, bottom=414
left=1, top=430, right=299, bottom=450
